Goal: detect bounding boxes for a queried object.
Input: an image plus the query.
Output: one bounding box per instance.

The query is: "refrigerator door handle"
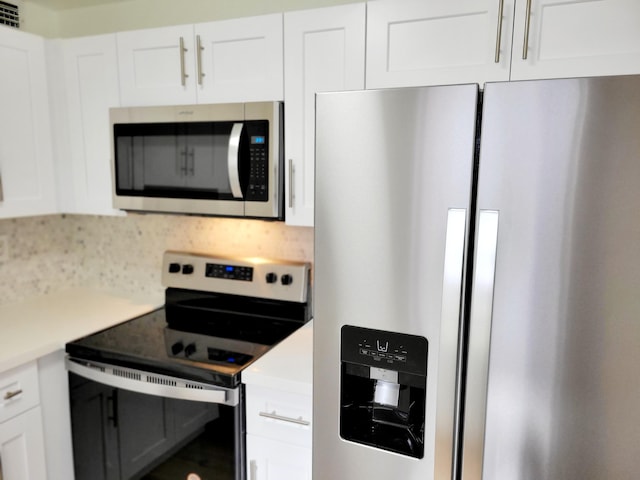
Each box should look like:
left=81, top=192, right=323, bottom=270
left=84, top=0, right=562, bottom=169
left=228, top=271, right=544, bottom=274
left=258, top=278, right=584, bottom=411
left=461, top=209, right=499, bottom=480
left=435, top=208, right=467, bottom=478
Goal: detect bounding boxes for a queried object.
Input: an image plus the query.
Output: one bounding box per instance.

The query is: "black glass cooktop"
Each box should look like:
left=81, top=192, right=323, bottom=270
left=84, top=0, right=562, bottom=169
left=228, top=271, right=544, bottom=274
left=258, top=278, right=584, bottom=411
left=66, top=289, right=310, bottom=389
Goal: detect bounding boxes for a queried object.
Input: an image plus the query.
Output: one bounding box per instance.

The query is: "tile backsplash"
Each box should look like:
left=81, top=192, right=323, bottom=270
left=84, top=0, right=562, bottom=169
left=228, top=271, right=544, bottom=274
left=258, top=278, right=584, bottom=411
left=0, top=214, right=313, bottom=305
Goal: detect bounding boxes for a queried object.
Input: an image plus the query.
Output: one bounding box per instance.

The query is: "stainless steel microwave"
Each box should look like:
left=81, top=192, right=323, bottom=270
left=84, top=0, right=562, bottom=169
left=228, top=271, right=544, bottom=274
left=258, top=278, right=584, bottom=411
left=110, top=102, right=283, bottom=219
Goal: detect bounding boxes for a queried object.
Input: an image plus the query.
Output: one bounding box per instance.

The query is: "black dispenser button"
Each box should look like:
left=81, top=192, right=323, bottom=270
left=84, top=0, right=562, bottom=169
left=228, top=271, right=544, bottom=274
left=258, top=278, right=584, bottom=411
left=281, top=274, right=293, bottom=286
left=184, top=343, right=196, bottom=357
left=266, top=272, right=278, bottom=284
left=168, top=263, right=181, bottom=273
left=182, top=264, right=194, bottom=275
left=171, top=342, right=184, bottom=356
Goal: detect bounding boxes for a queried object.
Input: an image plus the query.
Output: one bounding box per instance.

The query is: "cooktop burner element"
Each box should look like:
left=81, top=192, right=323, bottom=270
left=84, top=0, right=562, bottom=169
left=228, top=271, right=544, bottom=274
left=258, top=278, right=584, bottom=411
left=66, top=252, right=312, bottom=388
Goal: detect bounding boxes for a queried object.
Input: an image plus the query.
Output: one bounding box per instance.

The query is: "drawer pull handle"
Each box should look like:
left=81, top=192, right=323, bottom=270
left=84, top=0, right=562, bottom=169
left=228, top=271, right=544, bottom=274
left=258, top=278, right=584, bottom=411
left=4, top=389, right=23, bottom=401
left=259, top=410, right=310, bottom=426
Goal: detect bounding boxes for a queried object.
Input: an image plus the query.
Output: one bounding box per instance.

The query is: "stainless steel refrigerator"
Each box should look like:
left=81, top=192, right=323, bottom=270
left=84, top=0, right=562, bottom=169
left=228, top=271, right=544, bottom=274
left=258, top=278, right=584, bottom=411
left=313, top=76, right=640, bottom=480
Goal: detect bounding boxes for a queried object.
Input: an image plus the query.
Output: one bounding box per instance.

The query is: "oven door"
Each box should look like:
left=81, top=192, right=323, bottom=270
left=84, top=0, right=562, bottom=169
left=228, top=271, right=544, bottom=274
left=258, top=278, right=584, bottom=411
left=67, top=358, right=245, bottom=480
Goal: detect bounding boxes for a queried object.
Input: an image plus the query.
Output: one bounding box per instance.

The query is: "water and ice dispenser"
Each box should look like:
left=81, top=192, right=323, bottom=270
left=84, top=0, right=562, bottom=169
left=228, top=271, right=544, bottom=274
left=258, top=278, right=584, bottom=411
left=340, top=325, right=428, bottom=458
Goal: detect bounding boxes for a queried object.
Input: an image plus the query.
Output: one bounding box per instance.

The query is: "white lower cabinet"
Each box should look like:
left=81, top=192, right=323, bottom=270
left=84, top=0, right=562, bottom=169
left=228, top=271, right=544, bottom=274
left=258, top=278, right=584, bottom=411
left=246, top=434, right=311, bottom=480
left=245, top=384, right=312, bottom=480
left=0, top=362, right=47, bottom=480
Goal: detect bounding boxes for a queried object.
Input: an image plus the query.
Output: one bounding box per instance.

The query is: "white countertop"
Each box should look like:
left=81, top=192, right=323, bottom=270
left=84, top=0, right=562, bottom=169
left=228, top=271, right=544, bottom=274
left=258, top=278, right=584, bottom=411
left=0, top=287, right=163, bottom=373
left=242, top=319, right=313, bottom=396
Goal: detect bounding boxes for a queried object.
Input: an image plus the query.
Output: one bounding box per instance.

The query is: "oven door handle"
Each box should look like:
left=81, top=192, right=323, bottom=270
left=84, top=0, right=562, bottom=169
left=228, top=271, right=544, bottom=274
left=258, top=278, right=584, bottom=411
left=66, top=357, right=239, bottom=407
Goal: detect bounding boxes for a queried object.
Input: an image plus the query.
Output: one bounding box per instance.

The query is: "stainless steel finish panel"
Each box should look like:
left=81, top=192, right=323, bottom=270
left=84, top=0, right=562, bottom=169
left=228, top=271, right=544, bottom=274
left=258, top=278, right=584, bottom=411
left=314, top=85, right=478, bottom=479
left=464, top=75, right=640, bottom=480
left=161, top=251, right=310, bottom=303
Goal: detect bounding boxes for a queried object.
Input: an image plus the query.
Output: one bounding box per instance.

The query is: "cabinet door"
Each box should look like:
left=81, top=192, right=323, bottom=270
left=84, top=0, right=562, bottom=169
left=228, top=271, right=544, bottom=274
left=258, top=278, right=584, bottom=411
left=366, top=0, right=514, bottom=88
left=0, top=27, right=56, bottom=218
left=195, top=14, right=284, bottom=104
left=117, top=390, right=175, bottom=479
left=171, top=399, right=218, bottom=443
left=0, top=407, right=47, bottom=480
left=117, top=24, right=196, bottom=106
left=283, top=4, right=365, bottom=226
left=511, top=0, right=640, bottom=80
left=69, top=379, right=119, bottom=480
left=61, top=34, right=122, bottom=215
left=246, top=434, right=311, bottom=480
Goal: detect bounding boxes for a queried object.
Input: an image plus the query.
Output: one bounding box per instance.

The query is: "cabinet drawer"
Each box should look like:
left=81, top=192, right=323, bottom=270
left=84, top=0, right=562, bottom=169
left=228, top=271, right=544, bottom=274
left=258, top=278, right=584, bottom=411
left=0, top=361, right=40, bottom=423
left=245, top=384, right=311, bottom=447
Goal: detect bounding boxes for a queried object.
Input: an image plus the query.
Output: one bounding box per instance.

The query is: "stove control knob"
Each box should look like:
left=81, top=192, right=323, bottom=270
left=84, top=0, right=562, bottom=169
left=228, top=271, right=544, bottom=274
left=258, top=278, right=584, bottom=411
left=171, top=341, right=184, bottom=356
left=281, top=274, right=293, bottom=286
left=182, top=264, right=194, bottom=275
left=265, top=272, right=278, bottom=284
left=168, top=263, right=181, bottom=273
left=185, top=343, right=197, bottom=358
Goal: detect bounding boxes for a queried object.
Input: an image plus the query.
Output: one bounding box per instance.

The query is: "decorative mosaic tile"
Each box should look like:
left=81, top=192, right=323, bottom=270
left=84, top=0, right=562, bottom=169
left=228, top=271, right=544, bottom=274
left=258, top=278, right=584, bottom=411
left=0, top=213, right=313, bottom=305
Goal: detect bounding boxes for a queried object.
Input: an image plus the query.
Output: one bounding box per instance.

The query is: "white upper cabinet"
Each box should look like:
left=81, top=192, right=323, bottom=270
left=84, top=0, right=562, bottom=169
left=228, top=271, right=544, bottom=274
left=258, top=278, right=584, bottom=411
left=366, top=0, right=514, bottom=88
left=117, top=24, right=195, bottom=106
left=284, top=3, right=366, bottom=226
left=366, top=0, right=640, bottom=88
left=117, top=14, right=283, bottom=107
left=510, top=0, right=640, bottom=80
left=58, top=34, right=122, bottom=215
left=195, top=14, right=283, bottom=104
left=0, top=26, right=57, bottom=218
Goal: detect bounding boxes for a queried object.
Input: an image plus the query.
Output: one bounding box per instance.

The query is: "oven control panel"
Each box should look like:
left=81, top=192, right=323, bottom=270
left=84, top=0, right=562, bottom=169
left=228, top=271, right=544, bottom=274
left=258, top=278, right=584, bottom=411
left=161, top=251, right=310, bottom=303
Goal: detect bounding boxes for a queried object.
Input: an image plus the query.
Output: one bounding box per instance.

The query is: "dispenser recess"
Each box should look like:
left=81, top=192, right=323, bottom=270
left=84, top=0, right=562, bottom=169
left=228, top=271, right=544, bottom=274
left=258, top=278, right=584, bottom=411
left=340, top=325, right=428, bottom=458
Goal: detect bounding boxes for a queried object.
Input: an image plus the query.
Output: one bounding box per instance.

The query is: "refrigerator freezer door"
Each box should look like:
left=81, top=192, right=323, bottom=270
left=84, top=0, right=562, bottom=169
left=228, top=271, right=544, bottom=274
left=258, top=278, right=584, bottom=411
left=314, top=85, right=478, bottom=479
left=464, top=75, right=640, bottom=480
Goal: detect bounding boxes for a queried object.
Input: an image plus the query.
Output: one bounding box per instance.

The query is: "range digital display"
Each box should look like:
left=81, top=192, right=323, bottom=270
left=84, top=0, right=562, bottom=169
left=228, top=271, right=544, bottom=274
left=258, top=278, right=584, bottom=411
left=205, top=263, right=253, bottom=281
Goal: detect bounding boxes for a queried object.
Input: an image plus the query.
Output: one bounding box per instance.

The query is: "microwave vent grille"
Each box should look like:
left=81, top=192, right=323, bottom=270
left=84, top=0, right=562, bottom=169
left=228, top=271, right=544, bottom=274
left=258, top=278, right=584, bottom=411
left=0, top=1, right=19, bottom=29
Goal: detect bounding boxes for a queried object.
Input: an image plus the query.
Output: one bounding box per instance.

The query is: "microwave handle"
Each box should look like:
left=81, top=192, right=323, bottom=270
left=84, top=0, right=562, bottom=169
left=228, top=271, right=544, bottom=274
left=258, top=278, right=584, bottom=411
left=228, top=123, right=244, bottom=199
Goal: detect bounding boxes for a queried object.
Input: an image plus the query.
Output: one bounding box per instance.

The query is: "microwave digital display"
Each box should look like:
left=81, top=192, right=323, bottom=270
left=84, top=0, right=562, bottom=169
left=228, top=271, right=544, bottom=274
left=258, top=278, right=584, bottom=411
left=251, top=135, right=266, bottom=144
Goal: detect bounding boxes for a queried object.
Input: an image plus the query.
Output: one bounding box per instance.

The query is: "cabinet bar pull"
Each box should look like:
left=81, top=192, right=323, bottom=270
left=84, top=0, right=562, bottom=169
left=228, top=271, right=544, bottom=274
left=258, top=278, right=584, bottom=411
left=288, top=159, right=294, bottom=208
left=249, top=460, right=257, bottom=480
left=0, top=170, right=3, bottom=202
left=179, top=36, right=189, bottom=86
left=196, top=35, right=205, bottom=86
left=259, top=410, right=310, bottom=426
left=494, top=0, right=505, bottom=63
left=4, top=389, right=23, bottom=401
left=188, top=148, right=195, bottom=175
left=522, top=0, right=533, bottom=60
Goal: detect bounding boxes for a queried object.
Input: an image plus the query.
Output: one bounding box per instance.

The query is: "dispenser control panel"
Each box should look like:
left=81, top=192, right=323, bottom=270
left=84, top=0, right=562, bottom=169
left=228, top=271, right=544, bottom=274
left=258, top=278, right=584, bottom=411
left=341, top=325, right=428, bottom=375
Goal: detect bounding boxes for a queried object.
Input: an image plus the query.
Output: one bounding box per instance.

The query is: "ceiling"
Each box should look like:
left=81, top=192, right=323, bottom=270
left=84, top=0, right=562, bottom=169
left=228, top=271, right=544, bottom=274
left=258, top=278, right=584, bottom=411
left=26, top=0, right=130, bottom=10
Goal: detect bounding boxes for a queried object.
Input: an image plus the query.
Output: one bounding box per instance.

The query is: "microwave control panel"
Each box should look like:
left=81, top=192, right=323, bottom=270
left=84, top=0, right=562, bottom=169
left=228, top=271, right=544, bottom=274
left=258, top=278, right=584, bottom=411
left=246, top=121, right=269, bottom=201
